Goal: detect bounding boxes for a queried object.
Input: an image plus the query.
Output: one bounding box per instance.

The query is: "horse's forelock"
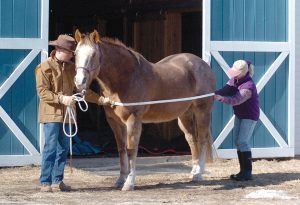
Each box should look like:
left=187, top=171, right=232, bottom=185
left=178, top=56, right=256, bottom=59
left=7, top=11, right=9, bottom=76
left=78, top=34, right=98, bottom=49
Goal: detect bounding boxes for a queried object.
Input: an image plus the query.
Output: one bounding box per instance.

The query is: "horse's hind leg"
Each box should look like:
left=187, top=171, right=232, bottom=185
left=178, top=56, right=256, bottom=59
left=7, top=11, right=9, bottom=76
left=178, top=110, right=202, bottom=181
left=122, top=114, right=142, bottom=191
left=194, top=109, right=213, bottom=176
left=178, top=105, right=213, bottom=182
left=106, top=117, right=129, bottom=188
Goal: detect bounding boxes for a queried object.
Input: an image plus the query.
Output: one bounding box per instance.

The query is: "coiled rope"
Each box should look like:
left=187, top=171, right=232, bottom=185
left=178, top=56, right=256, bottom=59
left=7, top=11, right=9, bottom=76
left=63, top=93, right=88, bottom=173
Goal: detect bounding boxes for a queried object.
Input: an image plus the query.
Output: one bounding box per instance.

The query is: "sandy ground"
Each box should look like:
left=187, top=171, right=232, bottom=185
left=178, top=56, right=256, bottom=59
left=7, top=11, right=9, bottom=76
left=1, top=156, right=300, bottom=205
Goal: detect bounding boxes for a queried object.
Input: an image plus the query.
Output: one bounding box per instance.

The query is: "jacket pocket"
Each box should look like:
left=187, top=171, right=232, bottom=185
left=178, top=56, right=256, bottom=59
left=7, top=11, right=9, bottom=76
left=42, top=102, right=62, bottom=115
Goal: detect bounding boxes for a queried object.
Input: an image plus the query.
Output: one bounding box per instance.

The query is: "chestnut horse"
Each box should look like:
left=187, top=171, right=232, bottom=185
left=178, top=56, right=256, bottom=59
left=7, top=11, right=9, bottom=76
left=74, top=30, right=216, bottom=191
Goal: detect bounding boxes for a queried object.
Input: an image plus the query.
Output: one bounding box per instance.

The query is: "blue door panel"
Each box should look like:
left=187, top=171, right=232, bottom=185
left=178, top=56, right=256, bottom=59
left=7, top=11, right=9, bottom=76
left=0, top=0, right=40, bottom=38
left=211, top=0, right=288, bottom=41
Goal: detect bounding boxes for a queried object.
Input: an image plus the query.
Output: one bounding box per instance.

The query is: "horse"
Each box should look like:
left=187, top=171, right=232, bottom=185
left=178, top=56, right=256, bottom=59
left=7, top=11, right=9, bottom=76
left=74, top=29, right=216, bottom=191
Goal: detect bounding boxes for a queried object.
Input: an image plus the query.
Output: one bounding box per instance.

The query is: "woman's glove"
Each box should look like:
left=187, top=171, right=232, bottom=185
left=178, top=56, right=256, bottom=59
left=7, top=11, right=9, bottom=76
left=59, top=95, right=75, bottom=106
left=214, top=94, right=224, bottom=101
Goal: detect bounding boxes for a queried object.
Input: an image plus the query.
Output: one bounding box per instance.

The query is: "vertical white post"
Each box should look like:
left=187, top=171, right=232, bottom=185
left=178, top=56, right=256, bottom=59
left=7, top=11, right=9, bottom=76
left=202, top=0, right=211, bottom=64
left=288, top=0, right=295, bottom=154
left=39, top=0, right=49, bottom=154
left=41, top=0, right=49, bottom=61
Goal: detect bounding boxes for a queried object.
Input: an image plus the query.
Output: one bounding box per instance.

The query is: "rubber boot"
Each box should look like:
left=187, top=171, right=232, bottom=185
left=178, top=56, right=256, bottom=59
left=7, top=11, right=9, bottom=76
left=234, top=151, right=252, bottom=181
left=230, top=151, right=243, bottom=180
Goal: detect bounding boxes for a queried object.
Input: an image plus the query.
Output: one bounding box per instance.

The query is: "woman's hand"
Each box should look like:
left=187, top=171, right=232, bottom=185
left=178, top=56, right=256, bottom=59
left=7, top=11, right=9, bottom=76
left=214, top=94, right=224, bottom=101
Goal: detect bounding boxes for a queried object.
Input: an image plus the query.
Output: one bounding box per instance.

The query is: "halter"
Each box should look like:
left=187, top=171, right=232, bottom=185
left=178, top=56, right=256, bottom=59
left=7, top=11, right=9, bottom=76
left=75, top=66, right=98, bottom=74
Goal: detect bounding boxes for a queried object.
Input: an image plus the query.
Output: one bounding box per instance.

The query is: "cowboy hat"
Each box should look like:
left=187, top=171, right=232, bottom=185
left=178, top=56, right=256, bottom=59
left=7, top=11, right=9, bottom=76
left=49, top=35, right=76, bottom=52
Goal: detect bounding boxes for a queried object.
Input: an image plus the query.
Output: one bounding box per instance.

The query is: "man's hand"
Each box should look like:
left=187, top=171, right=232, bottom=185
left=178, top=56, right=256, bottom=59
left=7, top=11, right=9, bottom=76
left=98, top=96, right=114, bottom=107
left=59, top=95, right=75, bottom=106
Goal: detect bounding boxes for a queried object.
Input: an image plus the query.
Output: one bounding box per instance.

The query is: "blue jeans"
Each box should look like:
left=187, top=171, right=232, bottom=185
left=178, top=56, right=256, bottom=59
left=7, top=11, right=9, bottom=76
left=40, top=123, right=71, bottom=185
left=233, top=117, right=257, bottom=152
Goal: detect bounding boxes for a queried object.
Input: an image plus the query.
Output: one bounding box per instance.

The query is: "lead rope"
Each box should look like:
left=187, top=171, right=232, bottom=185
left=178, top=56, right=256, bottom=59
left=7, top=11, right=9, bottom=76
left=63, top=93, right=88, bottom=173
left=111, top=93, right=215, bottom=106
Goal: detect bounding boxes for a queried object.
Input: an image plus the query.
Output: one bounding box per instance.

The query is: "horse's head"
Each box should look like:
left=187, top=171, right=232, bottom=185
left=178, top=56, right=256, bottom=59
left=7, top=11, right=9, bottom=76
left=74, top=29, right=101, bottom=92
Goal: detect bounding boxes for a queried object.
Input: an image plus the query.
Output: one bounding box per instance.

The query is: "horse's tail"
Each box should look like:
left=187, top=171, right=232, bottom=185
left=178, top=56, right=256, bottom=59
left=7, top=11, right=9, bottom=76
left=204, top=125, right=213, bottom=162
left=193, top=108, right=214, bottom=163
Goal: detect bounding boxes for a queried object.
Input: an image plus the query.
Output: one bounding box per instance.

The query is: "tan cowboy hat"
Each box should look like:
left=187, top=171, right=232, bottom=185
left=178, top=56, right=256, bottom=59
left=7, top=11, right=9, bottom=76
left=49, top=35, right=76, bottom=52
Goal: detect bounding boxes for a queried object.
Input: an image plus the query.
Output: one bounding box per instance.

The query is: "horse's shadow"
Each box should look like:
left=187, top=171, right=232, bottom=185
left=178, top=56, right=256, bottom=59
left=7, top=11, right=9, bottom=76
left=134, top=172, right=300, bottom=191
left=72, top=172, right=300, bottom=192
left=72, top=186, right=117, bottom=192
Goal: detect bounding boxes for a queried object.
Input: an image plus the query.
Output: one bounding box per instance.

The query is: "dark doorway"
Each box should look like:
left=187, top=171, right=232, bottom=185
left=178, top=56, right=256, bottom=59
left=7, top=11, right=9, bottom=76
left=182, top=12, right=202, bottom=57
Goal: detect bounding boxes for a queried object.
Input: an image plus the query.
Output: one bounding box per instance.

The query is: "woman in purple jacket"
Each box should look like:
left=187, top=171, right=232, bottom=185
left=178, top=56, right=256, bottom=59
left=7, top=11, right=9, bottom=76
left=215, top=60, right=260, bottom=181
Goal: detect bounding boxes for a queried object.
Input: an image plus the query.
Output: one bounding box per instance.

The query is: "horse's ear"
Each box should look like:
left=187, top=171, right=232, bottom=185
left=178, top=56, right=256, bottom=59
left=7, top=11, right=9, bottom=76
left=75, top=29, right=81, bottom=43
left=90, top=29, right=101, bottom=43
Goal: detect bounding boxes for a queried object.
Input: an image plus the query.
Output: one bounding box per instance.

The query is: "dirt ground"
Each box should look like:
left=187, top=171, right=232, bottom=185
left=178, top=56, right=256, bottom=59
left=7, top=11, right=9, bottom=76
left=1, top=156, right=300, bottom=205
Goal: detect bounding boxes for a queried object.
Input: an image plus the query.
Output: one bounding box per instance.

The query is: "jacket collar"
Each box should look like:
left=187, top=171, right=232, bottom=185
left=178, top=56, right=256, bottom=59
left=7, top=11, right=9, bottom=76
left=234, top=73, right=252, bottom=86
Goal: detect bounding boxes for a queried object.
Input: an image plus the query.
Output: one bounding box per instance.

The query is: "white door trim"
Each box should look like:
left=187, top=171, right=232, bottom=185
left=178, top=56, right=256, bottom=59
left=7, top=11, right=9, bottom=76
left=215, top=148, right=294, bottom=159
left=288, top=0, right=296, bottom=151
left=0, top=156, right=41, bottom=166
left=211, top=41, right=290, bottom=52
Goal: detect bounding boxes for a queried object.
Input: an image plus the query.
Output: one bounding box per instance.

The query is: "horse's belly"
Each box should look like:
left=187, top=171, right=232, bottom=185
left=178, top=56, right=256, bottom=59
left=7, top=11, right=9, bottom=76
left=142, top=103, right=190, bottom=123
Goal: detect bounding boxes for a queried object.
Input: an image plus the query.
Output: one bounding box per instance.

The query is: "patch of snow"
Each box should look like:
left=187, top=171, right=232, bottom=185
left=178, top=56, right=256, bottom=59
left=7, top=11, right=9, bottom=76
left=245, top=189, right=298, bottom=200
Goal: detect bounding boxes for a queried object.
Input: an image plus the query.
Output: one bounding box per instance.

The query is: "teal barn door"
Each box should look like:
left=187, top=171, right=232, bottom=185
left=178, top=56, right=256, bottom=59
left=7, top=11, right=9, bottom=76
left=203, top=0, right=295, bottom=158
left=0, top=0, right=49, bottom=166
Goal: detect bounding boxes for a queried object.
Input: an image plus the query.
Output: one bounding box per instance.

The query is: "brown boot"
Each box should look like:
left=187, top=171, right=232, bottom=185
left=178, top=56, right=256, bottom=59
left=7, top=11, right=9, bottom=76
left=51, top=182, right=71, bottom=192
left=40, top=184, right=52, bottom=192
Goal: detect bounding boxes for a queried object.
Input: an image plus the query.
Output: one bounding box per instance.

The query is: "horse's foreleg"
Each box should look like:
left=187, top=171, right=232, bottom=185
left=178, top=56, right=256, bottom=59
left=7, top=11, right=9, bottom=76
left=106, top=117, right=129, bottom=188
left=115, top=147, right=129, bottom=188
left=122, top=115, right=142, bottom=191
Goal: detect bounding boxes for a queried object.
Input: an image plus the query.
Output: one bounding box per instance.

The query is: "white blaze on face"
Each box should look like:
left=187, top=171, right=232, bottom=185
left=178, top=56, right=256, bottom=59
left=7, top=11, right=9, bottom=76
left=74, top=44, right=94, bottom=90
left=74, top=68, right=88, bottom=90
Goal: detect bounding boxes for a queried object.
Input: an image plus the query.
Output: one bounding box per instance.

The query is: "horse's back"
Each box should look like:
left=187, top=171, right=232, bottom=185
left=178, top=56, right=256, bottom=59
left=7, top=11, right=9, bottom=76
left=154, top=53, right=215, bottom=93
left=156, top=53, right=203, bottom=66
left=140, top=53, right=215, bottom=123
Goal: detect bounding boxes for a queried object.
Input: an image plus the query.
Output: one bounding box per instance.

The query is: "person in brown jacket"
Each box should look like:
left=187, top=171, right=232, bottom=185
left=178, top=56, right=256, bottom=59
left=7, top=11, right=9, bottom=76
left=36, top=34, right=110, bottom=192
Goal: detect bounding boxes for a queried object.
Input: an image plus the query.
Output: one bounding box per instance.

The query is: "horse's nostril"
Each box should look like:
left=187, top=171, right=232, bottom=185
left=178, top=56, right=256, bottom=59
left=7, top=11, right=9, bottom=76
left=82, top=77, right=87, bottom=83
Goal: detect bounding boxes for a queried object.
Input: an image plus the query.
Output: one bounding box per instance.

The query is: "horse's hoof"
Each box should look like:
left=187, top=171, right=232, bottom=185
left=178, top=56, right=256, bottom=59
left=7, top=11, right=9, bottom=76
left=190, top=174, right=202, bottom=182
left=121, top=183, right=134, bottom=191
left=114, top=180, right=125, bottom=188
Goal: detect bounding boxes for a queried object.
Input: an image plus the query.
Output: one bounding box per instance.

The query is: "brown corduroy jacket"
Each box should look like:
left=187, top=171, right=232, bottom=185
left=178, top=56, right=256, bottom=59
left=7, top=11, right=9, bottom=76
left=35, top=51, right=100, bottom=123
